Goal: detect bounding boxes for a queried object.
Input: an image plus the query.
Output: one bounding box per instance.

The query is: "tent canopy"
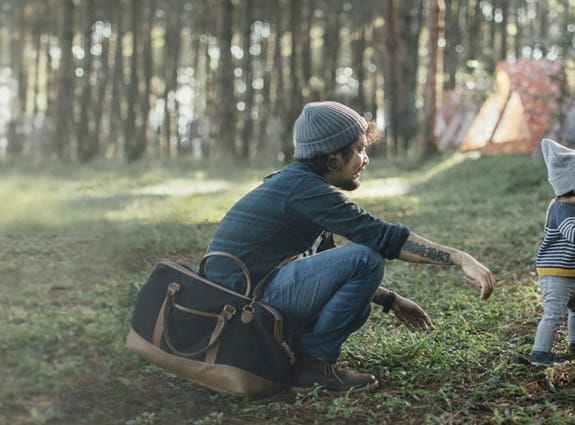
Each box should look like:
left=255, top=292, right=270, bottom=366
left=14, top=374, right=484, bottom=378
left=459, top=59, right=564, bottom=155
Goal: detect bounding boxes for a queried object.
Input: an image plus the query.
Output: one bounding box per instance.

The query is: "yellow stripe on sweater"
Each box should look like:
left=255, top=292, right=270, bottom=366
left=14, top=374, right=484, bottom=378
left=537, top=268, right=575, bottom=277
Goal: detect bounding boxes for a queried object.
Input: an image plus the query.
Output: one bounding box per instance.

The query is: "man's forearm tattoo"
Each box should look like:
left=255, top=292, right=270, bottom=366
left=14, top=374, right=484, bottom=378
left=403, top=240, right=451, bottom=264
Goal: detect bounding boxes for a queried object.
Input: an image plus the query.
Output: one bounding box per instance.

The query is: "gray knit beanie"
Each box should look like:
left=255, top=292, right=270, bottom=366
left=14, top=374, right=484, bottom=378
left=293, top=101, right=368, bottom=160
left=541, top=138, right=575, bottom=196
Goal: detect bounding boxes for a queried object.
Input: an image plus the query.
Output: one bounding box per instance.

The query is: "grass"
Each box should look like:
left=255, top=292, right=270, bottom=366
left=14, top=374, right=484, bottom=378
left=2, top=152, right=575, bottom=425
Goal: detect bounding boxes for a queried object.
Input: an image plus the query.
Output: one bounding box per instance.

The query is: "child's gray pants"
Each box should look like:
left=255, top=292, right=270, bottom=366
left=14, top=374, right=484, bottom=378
left=533, top=275, right=575, bottom=352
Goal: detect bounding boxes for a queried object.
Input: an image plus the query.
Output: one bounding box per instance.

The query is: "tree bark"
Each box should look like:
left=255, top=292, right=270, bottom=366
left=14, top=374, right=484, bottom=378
left=215, top=0, right=236, bottom=157
left=92, top=1, right=112, bottom=159
left=351, top=1, right=367, bottom=112
left=7, top=0, right=27, bottom=156
left=162, top=0, right=183, bottom=157
left=124, top=0, right=142, bottom=161
left=138, top=0, right=156, bottom=158
left=466, top=0, right=482, bottom=66
left=322, top=0, right=342, bottom=99
left=256, top=29, right=273, bottom=157
left=538, top=0, right=549, bottom=56
left=514, top=0, right=524, bottom=58
left=443, top=0, right=463, bottom=90
left=77, top=0, right=97, bottom=162
left=382, top=0, right=422, bottom=156
left=53, top=0, right=75, bottom=159
left=282, top=0, right=304, bottom=161
left=240, top=0, right=254, bottom=158
left=272, top=0, right=285, bottom=117
left=500, top=0, right=509, bottom=60
left=32, top=30, right=42, bottom=117
left=560, top=0, right=573, bottom=57
left=301, top=0, right=314, bottom=100
left=417, top=0, right=445, bottom=155
left=109, top=0, right=125, bottom=158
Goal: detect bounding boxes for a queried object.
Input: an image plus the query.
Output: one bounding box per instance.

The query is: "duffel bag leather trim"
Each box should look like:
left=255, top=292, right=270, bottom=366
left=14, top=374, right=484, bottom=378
left=160, top=261, right=296, bottom=363
left=126, top=328, right=284, bottom=397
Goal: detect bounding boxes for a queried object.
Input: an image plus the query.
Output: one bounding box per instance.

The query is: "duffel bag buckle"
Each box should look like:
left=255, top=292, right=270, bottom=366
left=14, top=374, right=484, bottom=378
left=241, top=305, right=254, bottom=324
left=223, top=304, right=236, bottom=320
left=167, top=282, right=180, bottom=296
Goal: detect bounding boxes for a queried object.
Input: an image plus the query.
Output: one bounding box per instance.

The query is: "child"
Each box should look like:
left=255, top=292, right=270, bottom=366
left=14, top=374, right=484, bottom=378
left=532, top=138, right=575, bottom=366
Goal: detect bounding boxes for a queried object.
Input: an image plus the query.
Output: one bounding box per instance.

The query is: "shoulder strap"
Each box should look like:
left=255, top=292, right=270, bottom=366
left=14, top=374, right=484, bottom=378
left=252, top=256, right=296, bottom=300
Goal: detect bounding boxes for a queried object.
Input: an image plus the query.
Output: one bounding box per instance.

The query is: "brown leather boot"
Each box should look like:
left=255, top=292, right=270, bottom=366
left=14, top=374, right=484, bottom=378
left=290, top=356, right=378, bottom=392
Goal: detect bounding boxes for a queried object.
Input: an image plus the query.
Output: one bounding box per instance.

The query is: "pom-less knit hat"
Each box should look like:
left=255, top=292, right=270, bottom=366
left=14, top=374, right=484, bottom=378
left=541, top=138, right=575, bottom=196
left=293, top=101, right=368, bottom=160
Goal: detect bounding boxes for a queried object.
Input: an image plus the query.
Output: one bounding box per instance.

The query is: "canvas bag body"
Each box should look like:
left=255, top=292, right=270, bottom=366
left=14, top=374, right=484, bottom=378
left=126, top=259, right=295, bottom=398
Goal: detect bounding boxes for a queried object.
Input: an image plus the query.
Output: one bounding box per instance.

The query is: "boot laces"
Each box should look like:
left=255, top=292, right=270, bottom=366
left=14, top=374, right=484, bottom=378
left=322, top=362, right=343, bottom=383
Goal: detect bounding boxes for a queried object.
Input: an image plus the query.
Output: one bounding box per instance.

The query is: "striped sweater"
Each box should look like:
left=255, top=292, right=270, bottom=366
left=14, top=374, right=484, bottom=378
left=536, top=199, right=575, bottom=277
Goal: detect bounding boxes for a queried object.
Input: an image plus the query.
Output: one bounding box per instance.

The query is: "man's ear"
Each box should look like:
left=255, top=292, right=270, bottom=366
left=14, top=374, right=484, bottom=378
left=327, top=156, right=342, bottom=171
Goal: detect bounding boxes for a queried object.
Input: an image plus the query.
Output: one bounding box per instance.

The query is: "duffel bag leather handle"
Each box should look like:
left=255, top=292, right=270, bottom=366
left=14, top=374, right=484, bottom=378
left=162, top=282, right=237, bottom=358
left=199, top=251, right=253, bottom=297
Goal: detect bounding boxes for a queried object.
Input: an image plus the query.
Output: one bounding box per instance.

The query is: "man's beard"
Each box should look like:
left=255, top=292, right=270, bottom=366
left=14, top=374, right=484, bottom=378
left=337, top=178, right=360, bottom=191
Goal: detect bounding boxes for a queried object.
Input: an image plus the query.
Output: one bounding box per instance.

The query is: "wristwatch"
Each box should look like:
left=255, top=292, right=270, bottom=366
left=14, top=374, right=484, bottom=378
left=381, top=291, right=396, bottom=313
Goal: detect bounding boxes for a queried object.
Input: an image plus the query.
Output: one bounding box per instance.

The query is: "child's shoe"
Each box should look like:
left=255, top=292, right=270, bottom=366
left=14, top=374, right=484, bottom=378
left=530, top=350, right=569, bottom=366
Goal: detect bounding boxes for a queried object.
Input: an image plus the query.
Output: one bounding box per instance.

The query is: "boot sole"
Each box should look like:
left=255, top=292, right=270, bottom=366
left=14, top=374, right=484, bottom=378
left=530, top=360, right=569, bottom=367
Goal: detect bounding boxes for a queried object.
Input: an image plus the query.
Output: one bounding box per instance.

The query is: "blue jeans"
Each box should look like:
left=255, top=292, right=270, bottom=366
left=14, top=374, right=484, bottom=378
left=533, top=275, right=575, bottom=353
left=261, top=243, right=384, bottom=362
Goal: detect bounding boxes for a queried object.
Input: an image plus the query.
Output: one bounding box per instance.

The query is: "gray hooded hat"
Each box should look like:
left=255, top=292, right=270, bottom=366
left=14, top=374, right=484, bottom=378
left=293, top=101, right=368, bottom=160
left=541, top=138, right=575, bottom=196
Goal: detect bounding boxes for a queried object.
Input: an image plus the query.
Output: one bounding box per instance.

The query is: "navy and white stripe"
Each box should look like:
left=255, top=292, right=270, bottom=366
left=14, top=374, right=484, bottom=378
left=536, top=200, right=575, bottom=276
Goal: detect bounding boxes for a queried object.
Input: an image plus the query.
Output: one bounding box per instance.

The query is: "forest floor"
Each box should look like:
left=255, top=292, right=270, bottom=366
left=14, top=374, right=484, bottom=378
left=2, top=152, right=575, bottom=425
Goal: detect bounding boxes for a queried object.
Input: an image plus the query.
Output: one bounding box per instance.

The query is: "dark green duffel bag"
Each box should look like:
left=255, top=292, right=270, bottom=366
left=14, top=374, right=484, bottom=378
left=126, top=252, right=295, bottom=397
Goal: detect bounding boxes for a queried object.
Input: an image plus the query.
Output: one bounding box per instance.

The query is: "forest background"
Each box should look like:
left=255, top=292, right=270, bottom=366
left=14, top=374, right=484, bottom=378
left=3, top=1, right=575, bottom=425
left=2, top=0, right=575, bottom=163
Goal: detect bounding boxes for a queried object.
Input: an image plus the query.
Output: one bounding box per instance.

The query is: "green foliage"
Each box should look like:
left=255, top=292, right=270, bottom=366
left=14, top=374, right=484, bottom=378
left=2, top=154, right=575, bottom=425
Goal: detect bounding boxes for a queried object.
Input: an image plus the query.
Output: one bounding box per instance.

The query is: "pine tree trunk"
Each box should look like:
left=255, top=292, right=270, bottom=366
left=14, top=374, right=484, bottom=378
left=467, top=0, right=482, bottom=66
left=240, top=0, right=254, bottom=158
left=282, top=0, right=303, bottom=161
left=538, top=0, right=549, bottom=56
left=215, top=0, right=236, bottom=157
left=8, top=1, right=27, bottom=156
left=322, top=0, right=341, bottom=99
left=500, top=0, right=509, bottom=60
left=352, top=2, right=367, bottom=112
left=443, top=0, right=462, bottom=90
left=257, top=30, right=273, bottom=157
left=162, top=0, right=183, bottom=157
left=32, top=30, right=42, bottom=117
left=417, top=0, right=445, bottom=155
left=514, top=0, right=524, bottom=58
left=137, top=0, right=156, bottom=158
left=92, top=1, right=112, bottom=159
left=301, top=0, right=314, bottom=100
left=124, top=0, right=142, bottom=161
left=272, top=0, right=285, bottom=117
left=382, top=0, right=422, bottom=156
left=109, top=0, right=125, bottom=158
left=53, top=0, right=75, bottom=159
left=77, top=0, right=97, bottom=162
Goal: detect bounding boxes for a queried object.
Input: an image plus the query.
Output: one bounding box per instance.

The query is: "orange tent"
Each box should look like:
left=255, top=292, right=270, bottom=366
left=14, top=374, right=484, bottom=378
left=460, top=59, right=564, bottom=155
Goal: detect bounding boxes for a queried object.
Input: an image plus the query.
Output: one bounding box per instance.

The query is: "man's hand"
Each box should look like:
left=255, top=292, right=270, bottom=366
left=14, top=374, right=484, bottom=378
left=452, top=251, right=495, bottom=300
left=398, top=232, right=496, bottom=300
left=391, top=294, right=433, bottom=330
